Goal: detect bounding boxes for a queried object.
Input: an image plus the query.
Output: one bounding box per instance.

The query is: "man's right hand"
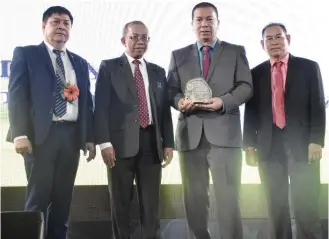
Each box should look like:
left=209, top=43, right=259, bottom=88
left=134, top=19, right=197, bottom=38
left=101, top=146, right=116, bottom=168
left=178, top=98, right=195, bottom=113
left=245, top=147, right=258, bottom=167
left=14, top=138, right=32, bottom=154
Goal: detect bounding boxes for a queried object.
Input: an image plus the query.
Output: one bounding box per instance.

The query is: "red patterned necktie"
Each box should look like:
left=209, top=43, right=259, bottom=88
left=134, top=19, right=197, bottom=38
left=202, top=46, right=211, bottom=79
left=133, top=60, right=149, bottom=128
left=272, top=61, right=286, bottom=129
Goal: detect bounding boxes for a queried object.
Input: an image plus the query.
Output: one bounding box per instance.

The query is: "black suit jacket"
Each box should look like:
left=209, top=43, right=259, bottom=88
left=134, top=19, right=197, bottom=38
left=243, top=54, right=326, bottom=162
left=6, top=42, right=94, bottom=149
left=94, top=54, right=174, bottom=160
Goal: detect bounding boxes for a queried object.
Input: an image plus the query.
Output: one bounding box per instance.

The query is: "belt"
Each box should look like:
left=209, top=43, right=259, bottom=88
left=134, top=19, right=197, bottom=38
left=52, top=120, right=77, bottom=125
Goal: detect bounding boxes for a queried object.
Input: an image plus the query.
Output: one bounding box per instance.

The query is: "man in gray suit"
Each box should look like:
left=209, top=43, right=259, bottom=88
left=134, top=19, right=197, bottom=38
left=167, top=2, right=252, bottom=239
left=94, top=21, right=174, bottom=239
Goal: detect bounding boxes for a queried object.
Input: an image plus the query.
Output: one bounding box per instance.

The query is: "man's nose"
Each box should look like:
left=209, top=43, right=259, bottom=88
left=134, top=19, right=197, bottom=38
left=57, top=21, right=67, bottom=30
left=201, top=19, right=209, bottom=27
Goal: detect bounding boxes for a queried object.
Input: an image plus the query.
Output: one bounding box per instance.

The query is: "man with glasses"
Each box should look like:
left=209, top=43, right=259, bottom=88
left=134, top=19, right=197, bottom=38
left=94, top=21, right=174, bottom=239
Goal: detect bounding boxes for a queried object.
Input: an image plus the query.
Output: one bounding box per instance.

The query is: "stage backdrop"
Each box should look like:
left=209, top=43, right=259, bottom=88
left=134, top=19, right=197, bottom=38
left=1, top=0, right=328, bottom=186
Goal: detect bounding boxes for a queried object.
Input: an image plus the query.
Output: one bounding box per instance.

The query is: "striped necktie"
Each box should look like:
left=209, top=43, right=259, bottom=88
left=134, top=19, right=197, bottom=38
left=53, top=49, right=67, bottom=117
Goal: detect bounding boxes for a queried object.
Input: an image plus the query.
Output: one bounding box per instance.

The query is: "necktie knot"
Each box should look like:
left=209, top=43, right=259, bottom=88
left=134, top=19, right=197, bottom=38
left=202, top=46, right=211, bottom=53
left=274, top=61, right=283, bottom=68
left=53, top=49, right=64, bottom=57
left=133, top=59, right=141, bottom=66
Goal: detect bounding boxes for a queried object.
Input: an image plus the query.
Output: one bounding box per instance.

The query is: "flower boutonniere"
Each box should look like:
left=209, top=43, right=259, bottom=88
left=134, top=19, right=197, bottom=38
left=63, top=83, right=79, bottom=103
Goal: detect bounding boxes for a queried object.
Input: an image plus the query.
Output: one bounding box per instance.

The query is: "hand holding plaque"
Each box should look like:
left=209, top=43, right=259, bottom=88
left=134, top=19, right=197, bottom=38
left=184, top=77, right=212, bottom=104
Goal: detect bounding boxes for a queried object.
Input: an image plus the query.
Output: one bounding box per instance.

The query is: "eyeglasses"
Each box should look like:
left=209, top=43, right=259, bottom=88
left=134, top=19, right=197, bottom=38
left=129, top=35, right=150, bottom=42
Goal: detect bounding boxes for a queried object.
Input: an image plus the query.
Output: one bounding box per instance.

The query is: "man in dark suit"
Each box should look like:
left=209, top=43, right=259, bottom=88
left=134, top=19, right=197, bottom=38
left=167, top=2, right=253, bottom=239
left=7, top=6, right=95, bottom=239
left=94, top=21, right=174, bottom=239
left=243, top=23, right=325, bottom=239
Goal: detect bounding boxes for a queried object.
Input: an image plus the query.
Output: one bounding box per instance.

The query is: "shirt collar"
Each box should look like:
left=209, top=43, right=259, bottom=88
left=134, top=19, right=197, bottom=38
left=44, top=40, right=67, bottom=55
left=196, top=39, right=218, bottom=51
left=270, top=53, right=289, bottom=67
left=125, top=52, right=145, bottom=67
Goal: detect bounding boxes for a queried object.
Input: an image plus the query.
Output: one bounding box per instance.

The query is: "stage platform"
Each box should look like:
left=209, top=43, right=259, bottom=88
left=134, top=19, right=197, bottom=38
left=1, top=184, right=328, bottom=239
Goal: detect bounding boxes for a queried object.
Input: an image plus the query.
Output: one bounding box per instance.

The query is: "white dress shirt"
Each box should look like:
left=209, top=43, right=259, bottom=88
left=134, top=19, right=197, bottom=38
left=14, top=41, right=78, bottom=142
left=44, top=41, right=79, bottom=122
left=99, top=53, right=152, bottom=150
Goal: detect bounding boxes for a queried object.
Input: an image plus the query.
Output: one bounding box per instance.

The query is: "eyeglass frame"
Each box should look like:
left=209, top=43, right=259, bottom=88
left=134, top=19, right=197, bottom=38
left=128, top=35, right=150, bottom=42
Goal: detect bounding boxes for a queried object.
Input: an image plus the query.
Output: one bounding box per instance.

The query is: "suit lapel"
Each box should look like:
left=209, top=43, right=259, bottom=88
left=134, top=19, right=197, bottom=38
left=187, top=44, right=202, bottom=78
left=119, top=55, right=137, bottom=100
left=37, top=42, right=56, bottom=80
left=263, top=61, right=272, bottom=102
left=145, top=61, right=157, bottom=101
left=145, top=61, right=159, bottom=125
left=207, top=40, right=224, bottom=81
left=67, top=50, right=82, bottom=89
left=284, top=54, right=296, bottom=95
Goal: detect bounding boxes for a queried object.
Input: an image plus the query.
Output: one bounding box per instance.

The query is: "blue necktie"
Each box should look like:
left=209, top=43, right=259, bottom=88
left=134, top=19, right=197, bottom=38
left=53, top=49, right=67, bottom=117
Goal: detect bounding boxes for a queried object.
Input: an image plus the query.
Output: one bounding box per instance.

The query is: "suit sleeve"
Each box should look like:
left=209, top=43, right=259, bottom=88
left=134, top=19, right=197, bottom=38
left=243, top=70, right=258, bottom=149
left=94, top=60, right=111, bottom=145
left=167, top=51, right=184, bottom=110
left=85, top=60, right=94, bottom=143
left=161, top=68, right=174, bottom=148
left=309, top=61, right=326, bottom=147
left=7, top=47, right=30, bottom=141
left=220, top=46, right=253, bottom=112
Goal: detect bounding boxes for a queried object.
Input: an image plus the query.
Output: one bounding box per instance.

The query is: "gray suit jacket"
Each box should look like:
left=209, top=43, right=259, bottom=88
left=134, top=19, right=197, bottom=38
left=167, top=41, right=253, bottom=151
left=94, top=54, right=174, bottom=160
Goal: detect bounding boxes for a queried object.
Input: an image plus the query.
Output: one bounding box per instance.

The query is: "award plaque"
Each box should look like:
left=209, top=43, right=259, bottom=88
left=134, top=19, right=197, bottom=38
left=184, top=77, right=212, bottom=104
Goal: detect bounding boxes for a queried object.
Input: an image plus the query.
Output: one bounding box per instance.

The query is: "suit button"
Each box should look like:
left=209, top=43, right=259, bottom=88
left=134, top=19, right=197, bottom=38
left=134, top=119, right=138, bottom=123
left=135, top=104, right=138, bottom=108
left=53, top=92, right=56, bottom=96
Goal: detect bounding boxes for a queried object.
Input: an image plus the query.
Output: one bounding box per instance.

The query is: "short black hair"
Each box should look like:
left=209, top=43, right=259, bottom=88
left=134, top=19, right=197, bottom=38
left=262, top=23, right=287, bottom=37
left=122, top=20, right=147, bottom=37
left=192, top=2, right=218, bottom=20
left=42, top=6, right=73, bottom=25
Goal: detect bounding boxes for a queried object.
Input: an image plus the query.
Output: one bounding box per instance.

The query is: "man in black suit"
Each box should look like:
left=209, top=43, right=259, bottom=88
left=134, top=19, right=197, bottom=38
left=7, top=6, right=95, bottom=239
left=94, top=21, right=174, bottom=239
left=243, top=23, right=325, bottom=239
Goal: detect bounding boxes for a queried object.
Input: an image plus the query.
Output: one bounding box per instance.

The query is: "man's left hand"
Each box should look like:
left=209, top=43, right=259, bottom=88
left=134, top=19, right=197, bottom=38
left=162, top=147, right=173, bottom=168
left=308, top=143, right=322, bottom=164
left=196, top=97, right=223, bottom=111
left=84, top=142, right=96, bottom=162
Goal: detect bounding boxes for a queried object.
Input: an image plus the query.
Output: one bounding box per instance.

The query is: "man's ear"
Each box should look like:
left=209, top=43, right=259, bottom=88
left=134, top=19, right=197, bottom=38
left=121, top=37, right=126, bottom=46
left=286, top=34, right=291, bottom=45
left=261, top=39, right=265, bottom=50
left=42, top=22, right=46, bottom=32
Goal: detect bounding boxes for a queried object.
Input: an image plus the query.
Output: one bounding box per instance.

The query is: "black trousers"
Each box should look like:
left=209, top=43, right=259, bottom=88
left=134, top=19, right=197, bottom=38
left=108, top=126, right=161, bottom=239
left=259, top=126, right=322, bottom=239
left=179, top=133, right=243, bottom=239
left=24, top=122, right=80, bottom=239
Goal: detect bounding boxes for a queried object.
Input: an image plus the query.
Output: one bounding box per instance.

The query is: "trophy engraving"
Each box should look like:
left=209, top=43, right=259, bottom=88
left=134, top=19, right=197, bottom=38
left=184, top=77, right=212, bottom=104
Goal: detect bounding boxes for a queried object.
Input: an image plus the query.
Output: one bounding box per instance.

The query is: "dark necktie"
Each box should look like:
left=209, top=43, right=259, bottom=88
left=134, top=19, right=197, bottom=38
left=133, top=60, right=149, bottom=128
left=53, top=49, right=67, bottom=117
left=272, top=61, right=285, bottom=128
left=202, top=46, right=211, bottom=79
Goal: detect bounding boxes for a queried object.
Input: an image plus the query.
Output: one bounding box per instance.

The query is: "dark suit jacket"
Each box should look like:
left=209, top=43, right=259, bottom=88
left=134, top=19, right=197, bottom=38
left=6, top=42, right=94, bottom=149
left=94, top=54, right=174, bottom=160
left=168, top=41, right=253, bottom=151
left=243, top=54, right=326, bottom=162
